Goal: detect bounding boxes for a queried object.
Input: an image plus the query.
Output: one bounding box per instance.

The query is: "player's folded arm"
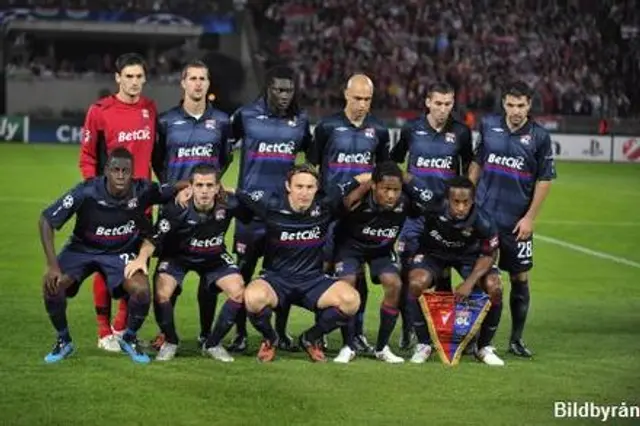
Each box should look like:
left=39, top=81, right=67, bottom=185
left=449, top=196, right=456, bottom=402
left=401, top=175, right=439, bottom=213
left=235, top=189, right=271, bottom=220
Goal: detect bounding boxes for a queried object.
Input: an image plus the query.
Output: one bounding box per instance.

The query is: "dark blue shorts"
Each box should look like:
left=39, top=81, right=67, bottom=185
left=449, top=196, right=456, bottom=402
left=407, top=253, right=499, bottom=284
left=233, top=219, right=267, bottom=259
left=259, top=271, right=337, bottom=311
left=58, top=248, right=137, bottom=299
left=397, top=217, right=424, bottom=261
left=497, top=230, right=533, bottom=274
left=334, top=246, right=400, bottom=280
left=155, top=255, right=240, bottom=294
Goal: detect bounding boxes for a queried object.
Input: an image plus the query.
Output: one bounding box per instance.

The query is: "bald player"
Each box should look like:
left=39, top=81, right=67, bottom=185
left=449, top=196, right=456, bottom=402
left=305, top=73, right=391, bottom=355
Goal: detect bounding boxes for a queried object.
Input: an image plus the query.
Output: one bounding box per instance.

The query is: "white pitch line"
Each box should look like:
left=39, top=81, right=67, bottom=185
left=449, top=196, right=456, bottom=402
left=537, top=234, right=640, bottom=269
left=539, top=220, right=640, bottom=227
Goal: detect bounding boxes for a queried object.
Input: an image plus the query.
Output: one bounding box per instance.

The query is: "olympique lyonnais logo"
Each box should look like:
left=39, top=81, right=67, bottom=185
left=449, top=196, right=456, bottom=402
left=421, top=291, right=491, bottom=366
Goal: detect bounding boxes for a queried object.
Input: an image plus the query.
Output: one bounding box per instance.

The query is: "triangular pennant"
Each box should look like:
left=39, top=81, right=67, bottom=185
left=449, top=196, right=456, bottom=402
left=420, top=290, right=491, bottom=366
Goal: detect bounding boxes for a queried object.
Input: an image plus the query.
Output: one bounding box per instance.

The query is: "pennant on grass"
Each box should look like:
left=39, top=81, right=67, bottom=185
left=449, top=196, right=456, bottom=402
left=420, top=290, right=491, bottom=366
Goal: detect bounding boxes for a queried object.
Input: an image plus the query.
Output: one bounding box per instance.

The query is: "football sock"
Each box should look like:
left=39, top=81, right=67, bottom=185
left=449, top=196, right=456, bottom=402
left=510, top=279, right=530, bottom=342
left=248, top=308, right=277, bottom=343
left=478, top=301, right=502, bottom=348
left=125, top=290, right=150, bottom=335
left=375, top=303, right=399, bottom=351
left=93, top=274, right=112, bottom=338
left=407, top=296, right=431, bottom=345
left=198, top=280, right=217, bottom=338
left=112, top=298, right=128, bottom=332
left=355, top=273, right=368, bottom=335
left=306, top=307, right=349, bottom=342
left=157, top=300, right=179, bottom=344
left=207, top=299, right=243, bottom=347
left=44, top=289, right=70, bottom=341
left=275, top=304, right=291, bottom=339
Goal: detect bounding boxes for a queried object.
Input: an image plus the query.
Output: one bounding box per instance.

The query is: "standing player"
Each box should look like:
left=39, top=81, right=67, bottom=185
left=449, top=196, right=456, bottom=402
left=469, top=81, right=556, bottom=357
left=404, top=176, right=504, bottom=366
left=151, top=60, right=233, bottom=348
left=306, top=73, right=391, bottom=353
left=79, top=53, right=157, bottom=352
left=238, top=164, right=368, bottom=362
left=390, top=82, right=473, bottom=349
left=40, top=149, right=185, bottom=364
left=331, top=162, right=429, bottom=364
left=228, top=65, right=312, bottom=352
left=125, top=164, right=250, bottom=362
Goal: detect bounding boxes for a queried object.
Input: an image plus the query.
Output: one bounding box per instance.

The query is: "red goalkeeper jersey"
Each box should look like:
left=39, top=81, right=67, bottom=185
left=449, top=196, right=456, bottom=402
left=79, top=94, right=157, bottom=179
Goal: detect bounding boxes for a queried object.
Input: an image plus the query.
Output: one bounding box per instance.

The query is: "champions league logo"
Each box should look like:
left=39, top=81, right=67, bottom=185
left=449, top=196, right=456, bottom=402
left=62, top=195, right=74, bottom=209
left=127, top=198, right=138, bottom=210
left=215, top=209, right=226, bottom=221
left=420, top=291, right=491, bottom=366
left=364, top=128, right=375, bottom=138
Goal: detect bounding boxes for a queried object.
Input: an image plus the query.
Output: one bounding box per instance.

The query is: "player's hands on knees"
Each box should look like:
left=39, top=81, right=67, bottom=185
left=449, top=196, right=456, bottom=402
left=44, top=265, right=63, bottom=295
left=454, top=281, right=474, bottom=302
left=513, top=215, right=534, bottom=241
left=124, top=258, right=148, bottom=279
left=175, top=186, right=193, bottom=208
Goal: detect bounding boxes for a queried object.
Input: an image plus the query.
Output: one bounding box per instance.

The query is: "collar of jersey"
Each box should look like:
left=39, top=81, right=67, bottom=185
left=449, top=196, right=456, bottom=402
left=339, top=110, right=373, bottom=129
left=97, top=176, right=136, bottom=205
left=422, top=114, right=453, bottom=134
left=500, top=115, right=533, bottom=135
left=179, top=102, right=215, bottom=121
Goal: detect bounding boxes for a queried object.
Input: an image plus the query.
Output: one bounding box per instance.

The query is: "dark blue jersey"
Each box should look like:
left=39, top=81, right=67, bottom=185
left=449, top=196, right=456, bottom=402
left=232, top=98, right=311, bottom=192
left=152, top=194, right=252, bottom=265
left=42, top=177, right=174, bottom=254
left=236, top=181, right=357, bottom=278
left=404, top=178, right=499, bottom=259
left=334, top=189, right=424, bottom=256
left=474, top=115, right=556, bottom=230
left=391, top=116, right=472, bottom=199
left=307, top=112, right=391, bottom=189
left=153, top=103, right=232, bottom=184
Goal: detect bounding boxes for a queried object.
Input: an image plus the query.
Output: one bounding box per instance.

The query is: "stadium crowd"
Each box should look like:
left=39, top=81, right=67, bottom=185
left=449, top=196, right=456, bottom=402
left=251, top=0, right=640, bottom=117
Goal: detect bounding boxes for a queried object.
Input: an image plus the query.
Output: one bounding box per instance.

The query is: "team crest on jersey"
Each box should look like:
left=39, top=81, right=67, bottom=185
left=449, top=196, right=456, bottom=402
left=520, top=135, right=532, bottom=145
left=412, top=254, right=424, bottom=264
left=141, top=109, right=150, bottom=119
left=364, top=128, right=375, bottom=138
left=393, top=202, right=404, bottom=213
left=127, top=198, right=138, bottom=209
left=157, top=261, right=169, bottom=272
left=461, top=227, right=473, bottom=237
left=445, top=132, right=456, bottom=143
left=334, top=262, right=344, bottom=275
left=62, top=195, right=74, bottom=209
left=287, top=118, right=297, bottom=127
left=310, top=205, right=321, bottom=217
left=215, top=209, right=226, bottom=221
left=205, top=119, right=216, bottom=130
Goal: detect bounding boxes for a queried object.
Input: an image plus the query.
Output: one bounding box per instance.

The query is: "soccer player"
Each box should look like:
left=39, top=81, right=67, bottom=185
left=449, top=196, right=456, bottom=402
left=40, top=148, right=185, bottom=364
left=468, top=81, right=556, bottom=357
left=238, top=164, right=369, bottom=362
left=390, top=82, right=473, bottom=349
left=331, top=161, right=429, bottom=364
left=404, top=176, right=505, bottom=366
left=151, top=60, right=233, bottom=348
left=125, top=164, right=250, bottom=362
left=229, top=65, right=312, bottom=352
left=79, top=53, right=157, bottom=352
left=306, top=73, right=391, bottom=354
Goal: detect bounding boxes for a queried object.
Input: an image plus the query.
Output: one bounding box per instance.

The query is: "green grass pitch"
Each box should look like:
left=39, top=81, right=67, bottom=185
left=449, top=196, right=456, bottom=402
left=0, top=144, right=638, bottom=426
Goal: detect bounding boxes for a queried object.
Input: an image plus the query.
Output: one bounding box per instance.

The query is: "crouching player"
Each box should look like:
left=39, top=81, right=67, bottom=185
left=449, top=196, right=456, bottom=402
left=238, top=164, right=369, bottom=362
left=125, top=164, right=251, bottom=362
left=39, top=148, right=187, bottom=364
left=331, top=161, right=430, bottom=364
left=404, top=176, right=504, bottom=366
